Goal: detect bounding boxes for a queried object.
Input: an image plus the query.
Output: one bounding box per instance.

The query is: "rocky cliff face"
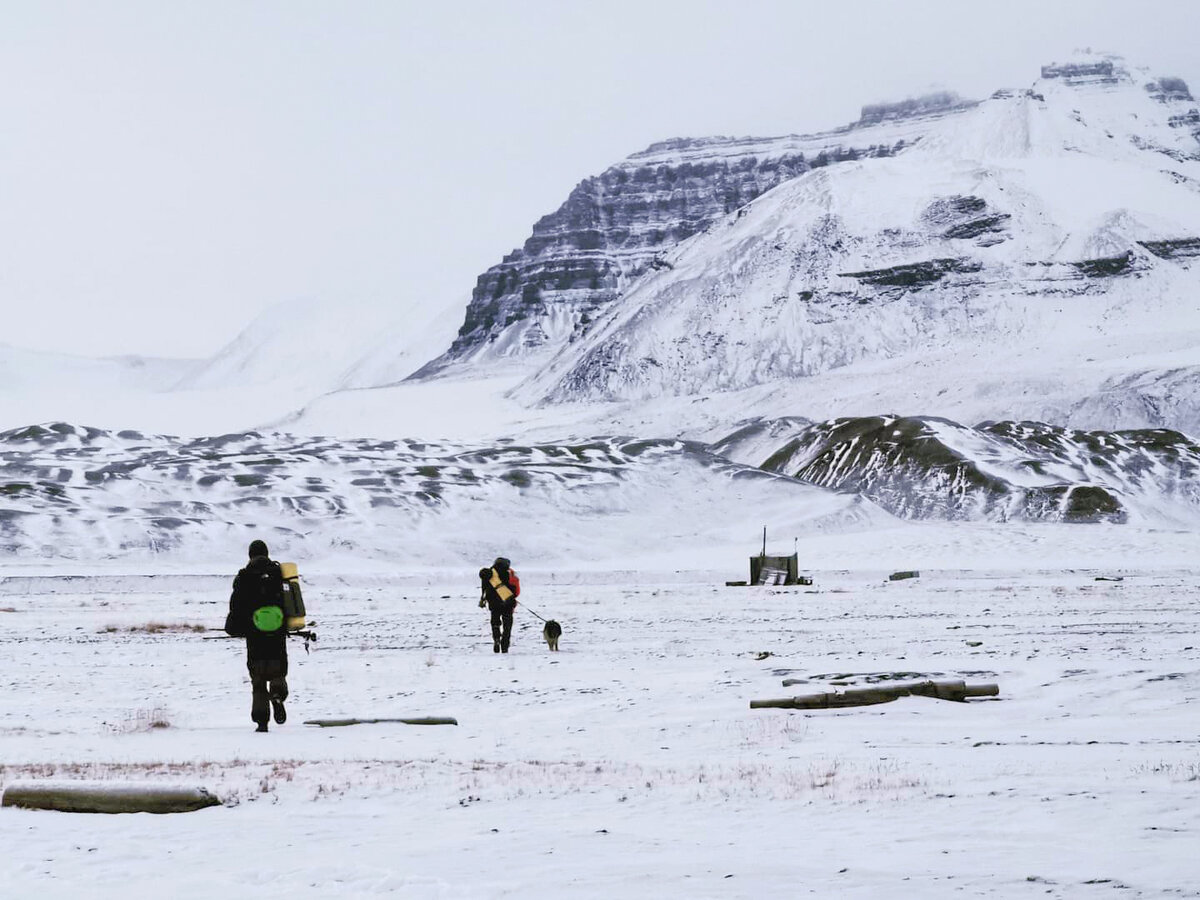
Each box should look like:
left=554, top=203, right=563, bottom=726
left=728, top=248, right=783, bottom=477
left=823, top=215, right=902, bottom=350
left=412, top=93, right=975, bottom=378
left=515, top=55, right=1200, bottom=439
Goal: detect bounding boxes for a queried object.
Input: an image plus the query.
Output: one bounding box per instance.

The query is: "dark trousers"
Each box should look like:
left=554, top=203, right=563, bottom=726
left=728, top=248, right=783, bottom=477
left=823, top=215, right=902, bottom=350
left=248, top=658, right=288, bottom=725
left=490, top=609, right=513, bottom=650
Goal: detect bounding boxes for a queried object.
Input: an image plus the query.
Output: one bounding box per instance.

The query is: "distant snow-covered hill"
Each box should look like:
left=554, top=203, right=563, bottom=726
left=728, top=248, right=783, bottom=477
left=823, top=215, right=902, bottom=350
left=0, top=343, right=199, bottom=431
left=0, top=422, right=882, bottom=564
left=713, top=415, right=1200, bottom=526
left=178, top=294, right=463, bottom=394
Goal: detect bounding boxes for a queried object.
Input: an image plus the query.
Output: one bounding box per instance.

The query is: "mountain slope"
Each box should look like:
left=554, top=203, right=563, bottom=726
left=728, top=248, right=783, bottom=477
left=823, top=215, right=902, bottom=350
left=413, top=93, right=976, bottom=378
left=514, top=56, right=1200, bottom=435
left=178, top=294, right=464, bottom=395
left=713, top=415, right=1200, bottom=525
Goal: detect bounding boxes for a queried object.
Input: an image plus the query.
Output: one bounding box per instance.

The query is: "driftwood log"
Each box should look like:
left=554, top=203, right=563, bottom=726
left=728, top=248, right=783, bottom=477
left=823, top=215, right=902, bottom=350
left=303, top=717, right=458, bottom=727
left=1, top=781, right=221, bottom=814
left=751, top=679, right=999, bottom=710
left=888, top=570, right=920, bottom=581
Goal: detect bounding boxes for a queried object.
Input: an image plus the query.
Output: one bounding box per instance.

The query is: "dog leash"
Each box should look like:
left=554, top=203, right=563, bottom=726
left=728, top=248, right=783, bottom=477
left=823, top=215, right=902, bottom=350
left=516, top=601, right=549, bottom=623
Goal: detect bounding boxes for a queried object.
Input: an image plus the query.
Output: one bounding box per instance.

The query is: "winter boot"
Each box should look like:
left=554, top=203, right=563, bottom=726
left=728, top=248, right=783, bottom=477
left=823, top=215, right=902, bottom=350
left=272, top=698, right=287, bottom=724
left=255, top=722, right=268, bottom=733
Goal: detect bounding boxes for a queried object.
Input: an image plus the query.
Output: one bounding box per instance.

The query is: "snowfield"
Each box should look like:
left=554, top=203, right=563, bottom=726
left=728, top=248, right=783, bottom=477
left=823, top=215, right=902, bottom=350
left=2, top=526, right=1199, bottom=898
left=3, top=50, right=1200, bottom=900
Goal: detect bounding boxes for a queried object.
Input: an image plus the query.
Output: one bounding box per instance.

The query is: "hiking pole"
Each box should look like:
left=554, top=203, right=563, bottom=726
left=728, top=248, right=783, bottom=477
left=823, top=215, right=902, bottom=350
left=289, top=629, right=318, bottom=654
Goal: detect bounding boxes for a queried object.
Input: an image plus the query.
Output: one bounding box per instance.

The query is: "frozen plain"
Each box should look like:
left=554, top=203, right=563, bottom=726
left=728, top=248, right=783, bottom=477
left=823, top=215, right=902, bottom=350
left=2, top=525, right=1199, bottom=899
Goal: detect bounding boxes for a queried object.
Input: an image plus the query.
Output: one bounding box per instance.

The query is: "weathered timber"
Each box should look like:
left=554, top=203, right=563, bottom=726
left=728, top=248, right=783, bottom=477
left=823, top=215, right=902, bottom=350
left=303, top=717, right=458, bottom=727
left=1, top=781, right=221, bottom=814
left=751, top=679, right=999, bottom=710
left=889, top=570, right=920, bottom=581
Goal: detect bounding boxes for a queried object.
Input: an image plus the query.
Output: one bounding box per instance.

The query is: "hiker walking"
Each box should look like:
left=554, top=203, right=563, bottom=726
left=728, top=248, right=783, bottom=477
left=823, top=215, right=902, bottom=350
left=479, top=556, right=520, bottom=653
left=225, top=539, right=289, bottom=732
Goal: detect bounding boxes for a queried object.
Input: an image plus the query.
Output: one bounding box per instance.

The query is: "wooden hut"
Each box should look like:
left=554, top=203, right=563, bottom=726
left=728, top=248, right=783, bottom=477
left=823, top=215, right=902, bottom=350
left=750, top=553, right=799, bottom=585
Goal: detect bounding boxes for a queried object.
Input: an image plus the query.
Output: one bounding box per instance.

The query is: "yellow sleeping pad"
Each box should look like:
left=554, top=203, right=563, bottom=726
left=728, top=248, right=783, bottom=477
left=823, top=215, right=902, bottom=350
left=488, top=568, right=514, bottom=603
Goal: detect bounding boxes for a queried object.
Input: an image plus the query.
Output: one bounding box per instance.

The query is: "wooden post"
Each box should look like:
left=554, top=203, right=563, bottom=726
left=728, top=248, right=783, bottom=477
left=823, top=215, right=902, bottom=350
left=752, top=680, right=1000, bottom=710
left=2, top=782, right=221, bottom=814
left=303, top=717, right=458, bottom=727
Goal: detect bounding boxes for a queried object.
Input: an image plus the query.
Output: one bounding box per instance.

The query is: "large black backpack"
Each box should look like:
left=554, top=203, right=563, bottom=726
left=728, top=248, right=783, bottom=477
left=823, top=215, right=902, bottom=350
left=227, top=560, right=285, bottom=636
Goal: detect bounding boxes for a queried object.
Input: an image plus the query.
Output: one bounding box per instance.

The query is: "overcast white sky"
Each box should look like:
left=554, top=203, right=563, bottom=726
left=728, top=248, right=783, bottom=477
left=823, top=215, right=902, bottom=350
left=2, top=0, right=1198, bottom=358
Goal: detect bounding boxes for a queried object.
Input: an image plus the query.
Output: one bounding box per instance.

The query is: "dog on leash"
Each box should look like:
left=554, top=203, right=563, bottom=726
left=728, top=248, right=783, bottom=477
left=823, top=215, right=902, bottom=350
left=542, top=619, right=562, bottom=651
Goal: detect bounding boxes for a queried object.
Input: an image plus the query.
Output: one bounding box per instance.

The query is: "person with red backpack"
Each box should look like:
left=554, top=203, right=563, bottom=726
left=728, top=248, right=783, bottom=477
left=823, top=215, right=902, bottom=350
left=478, top=556, right=521, bottom=653
left=225, top=539, right=289, bottom=732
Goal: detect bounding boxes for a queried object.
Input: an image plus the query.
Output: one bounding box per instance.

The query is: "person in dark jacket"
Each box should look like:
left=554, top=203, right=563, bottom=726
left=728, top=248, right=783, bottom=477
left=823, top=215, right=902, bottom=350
left=479, top=556, right=521, bottom=653
left=225, top=539, right=288, bottom=732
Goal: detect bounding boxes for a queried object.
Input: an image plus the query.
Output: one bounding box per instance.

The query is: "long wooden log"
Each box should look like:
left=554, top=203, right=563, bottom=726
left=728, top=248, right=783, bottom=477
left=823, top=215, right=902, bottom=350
left=752, top=680, right=1000, bottom=710
left=303, top=717, right=458, bottom=727
left=1, top=781, right=221, bottom=814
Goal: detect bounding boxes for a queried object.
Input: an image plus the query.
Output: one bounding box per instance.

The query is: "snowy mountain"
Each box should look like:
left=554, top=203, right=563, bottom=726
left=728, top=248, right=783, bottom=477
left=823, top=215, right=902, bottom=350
left=0, top=422, right=881, bottom=564
left=414, top=92, right=976, bottom=378
left=517, top=55, right=1200, bottom=439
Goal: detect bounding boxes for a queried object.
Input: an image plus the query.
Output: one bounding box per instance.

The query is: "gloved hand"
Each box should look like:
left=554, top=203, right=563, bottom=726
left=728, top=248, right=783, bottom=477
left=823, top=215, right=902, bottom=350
left=478, top=598, right=486, bottom=609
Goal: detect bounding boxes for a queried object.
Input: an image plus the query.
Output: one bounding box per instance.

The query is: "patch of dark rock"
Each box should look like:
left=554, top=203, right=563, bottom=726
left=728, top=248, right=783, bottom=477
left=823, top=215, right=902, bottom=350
left=943, top=214, right=1011, bottom=240
left=501, top=470, right=532, bottom=488
left=1041, top=60, right=1117, bottom=82
left=922, top=195, right=987, bottom=225
left=196, top=475, right=222, bottom=487
left=233, top=473, right=268, bottom=488
left=856, top=92, right=973, bottom=126
left=1061, top=485, right=1125, bottom=523
left=839, top=258, right=981, bottom=288
left=1070, top=252, right=1135, bottom=277
left=1168, top=110, right=1200, bottom=129
left=1138, top=237, right=1200, bottom=259
left=1146, top=77, right=1193, bottom=102
left=3, top=425, right=57, bottom=443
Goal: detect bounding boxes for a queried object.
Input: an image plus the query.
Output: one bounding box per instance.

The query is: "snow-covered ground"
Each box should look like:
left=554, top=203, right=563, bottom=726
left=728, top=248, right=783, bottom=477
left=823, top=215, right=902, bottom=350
left=2, top=525, right=1199, bottom=898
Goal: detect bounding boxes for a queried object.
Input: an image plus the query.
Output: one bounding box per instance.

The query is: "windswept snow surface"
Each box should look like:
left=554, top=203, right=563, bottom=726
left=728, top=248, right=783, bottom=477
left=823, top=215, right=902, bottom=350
left=0, top=344, right=200, bottom=433
left=2, top=537, right=1200, bottom=898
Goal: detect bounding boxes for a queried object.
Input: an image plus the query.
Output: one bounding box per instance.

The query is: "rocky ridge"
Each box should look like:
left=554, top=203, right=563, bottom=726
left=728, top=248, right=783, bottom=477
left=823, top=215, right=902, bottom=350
left=712, top=415, right=1200, bottom=525
left=413, top=93, right=975, bottom=377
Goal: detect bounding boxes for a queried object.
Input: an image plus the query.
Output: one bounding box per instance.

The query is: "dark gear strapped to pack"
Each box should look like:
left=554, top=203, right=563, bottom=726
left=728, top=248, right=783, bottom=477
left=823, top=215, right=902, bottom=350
left=479, top=556, right=520, bottom=653
left=226, top=539, right=289, bottom=732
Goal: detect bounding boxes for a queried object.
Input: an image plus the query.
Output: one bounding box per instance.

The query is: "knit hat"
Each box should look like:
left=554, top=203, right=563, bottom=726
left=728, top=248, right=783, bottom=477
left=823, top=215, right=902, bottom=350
left=248, top=539, right=269, bottom=559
